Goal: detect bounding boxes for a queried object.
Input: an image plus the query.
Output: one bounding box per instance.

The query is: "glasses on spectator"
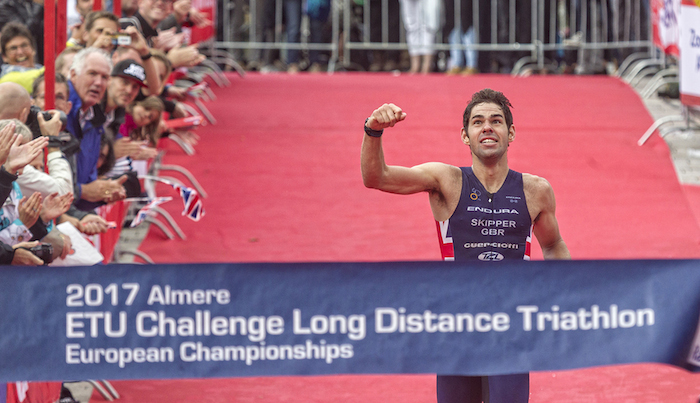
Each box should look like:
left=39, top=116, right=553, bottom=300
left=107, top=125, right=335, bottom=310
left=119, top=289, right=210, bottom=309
left=6, top=42, right=32, bottom=53
left=55, top=93, right=69, bottom=108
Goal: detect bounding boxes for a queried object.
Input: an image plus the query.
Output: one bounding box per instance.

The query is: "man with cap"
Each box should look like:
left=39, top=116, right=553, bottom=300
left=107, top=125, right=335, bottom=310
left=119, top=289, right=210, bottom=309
left=102, top=58, right=157, bottom=193
left=103, top=58, right=147, bottom=137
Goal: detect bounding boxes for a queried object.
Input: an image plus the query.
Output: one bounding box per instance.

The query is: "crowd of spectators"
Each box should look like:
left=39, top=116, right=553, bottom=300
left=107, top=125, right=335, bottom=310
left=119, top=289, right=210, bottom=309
left=225, top=0, right=650, bottom=75
left=0, top=0, right=211, bottom=267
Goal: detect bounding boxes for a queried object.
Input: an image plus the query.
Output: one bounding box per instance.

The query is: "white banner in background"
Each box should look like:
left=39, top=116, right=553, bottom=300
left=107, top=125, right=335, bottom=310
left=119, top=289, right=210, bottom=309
left=680, top=0, right=700, bottom=105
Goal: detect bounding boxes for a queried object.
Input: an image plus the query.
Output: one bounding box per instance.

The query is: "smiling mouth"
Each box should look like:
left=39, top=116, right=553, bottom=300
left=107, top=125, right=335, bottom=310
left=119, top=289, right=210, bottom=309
left=481, top=139, right=497, bottom=144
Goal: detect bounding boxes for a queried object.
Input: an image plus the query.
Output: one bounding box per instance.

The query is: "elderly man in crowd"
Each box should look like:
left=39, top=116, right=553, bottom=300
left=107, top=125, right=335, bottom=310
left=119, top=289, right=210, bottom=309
left=66, top=47, right=128, bottom=211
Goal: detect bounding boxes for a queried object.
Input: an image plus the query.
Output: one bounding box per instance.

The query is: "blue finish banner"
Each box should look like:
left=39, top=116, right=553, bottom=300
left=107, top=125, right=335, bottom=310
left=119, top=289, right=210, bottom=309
left=1, top=260, right=700, bottom=382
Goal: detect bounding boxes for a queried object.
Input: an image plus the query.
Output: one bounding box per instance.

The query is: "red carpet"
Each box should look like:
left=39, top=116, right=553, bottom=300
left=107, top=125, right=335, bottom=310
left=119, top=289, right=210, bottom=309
left=141, top=72, right=700, bottom=262
left=95, top=366, right=700, bottom=403
left=120, top=72, right=700, bottom=402
left=683, top=184, right=700, bottom=231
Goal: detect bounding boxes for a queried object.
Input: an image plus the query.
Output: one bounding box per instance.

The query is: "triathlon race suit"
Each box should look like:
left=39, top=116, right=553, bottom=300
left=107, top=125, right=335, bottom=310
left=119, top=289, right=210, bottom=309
left=434, top=167, right=532, bottom=403
left=436, top=167, right=532, bottom=262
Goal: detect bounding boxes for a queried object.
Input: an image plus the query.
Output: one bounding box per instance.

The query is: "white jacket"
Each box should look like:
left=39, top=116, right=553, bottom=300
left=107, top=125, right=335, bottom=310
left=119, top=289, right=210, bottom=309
left=17, top=150, right=73, bottom=198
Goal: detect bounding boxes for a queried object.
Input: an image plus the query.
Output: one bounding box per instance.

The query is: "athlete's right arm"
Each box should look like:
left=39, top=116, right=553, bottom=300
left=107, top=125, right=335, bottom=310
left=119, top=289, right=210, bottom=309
left=361, top=104, right=446, bottom=195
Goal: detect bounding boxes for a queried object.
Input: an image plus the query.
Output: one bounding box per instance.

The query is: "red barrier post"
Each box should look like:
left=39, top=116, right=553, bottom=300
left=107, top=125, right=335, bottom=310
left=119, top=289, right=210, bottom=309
left=44, top=0, right=56, bottom=110
left=57, top=0, right=68, bottom=54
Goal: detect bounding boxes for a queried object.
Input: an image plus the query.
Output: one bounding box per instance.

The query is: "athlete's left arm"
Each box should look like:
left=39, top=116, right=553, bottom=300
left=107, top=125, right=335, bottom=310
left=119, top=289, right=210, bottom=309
left=528, top=176, right=571, bottom=260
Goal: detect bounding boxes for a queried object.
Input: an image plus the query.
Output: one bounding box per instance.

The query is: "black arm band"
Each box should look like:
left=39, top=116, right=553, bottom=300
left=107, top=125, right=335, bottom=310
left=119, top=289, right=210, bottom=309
left=364, top=118, right=383, bottom=137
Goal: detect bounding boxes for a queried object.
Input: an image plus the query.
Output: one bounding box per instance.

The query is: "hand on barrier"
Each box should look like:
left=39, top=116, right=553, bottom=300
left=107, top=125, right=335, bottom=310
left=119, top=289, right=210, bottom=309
left=78, top=214, right=110, bottom=235
left=132, top=145, right=158, bottom=161
left=167, top=86, right=189, bottom=101
left=57, top=214, right=109, bottom=236
left=12, top=241, right=43, bottom=265
left=114, top=138, right=153, bottom=159
left=168, top=45, right=205, bottom=68
left=180, top=82, right=208, bottom=99
left=81, top=177, right=128, bottom=203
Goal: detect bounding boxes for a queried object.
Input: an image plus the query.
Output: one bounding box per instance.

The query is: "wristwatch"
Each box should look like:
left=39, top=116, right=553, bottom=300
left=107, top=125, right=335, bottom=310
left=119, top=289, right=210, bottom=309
left=364, top=118, right=383, bottom=137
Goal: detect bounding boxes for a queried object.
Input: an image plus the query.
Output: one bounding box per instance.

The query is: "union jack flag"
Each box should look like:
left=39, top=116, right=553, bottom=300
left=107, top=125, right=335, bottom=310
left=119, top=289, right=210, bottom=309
left=172, top=183, right=205, bottom=222
left=139, top=175, right=205, bottom=222
left=130, top=197, right=173, bottom=227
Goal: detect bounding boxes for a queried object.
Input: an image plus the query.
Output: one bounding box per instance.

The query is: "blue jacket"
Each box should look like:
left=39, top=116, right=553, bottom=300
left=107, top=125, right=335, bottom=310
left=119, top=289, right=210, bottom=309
left=67, top=81, right=106, bottom=211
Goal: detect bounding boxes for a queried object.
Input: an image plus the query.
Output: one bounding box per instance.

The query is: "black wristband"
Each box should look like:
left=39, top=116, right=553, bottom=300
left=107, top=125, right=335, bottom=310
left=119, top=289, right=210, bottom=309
left=364, top=118, right=383, bottom=137
left=141, top=52, right=152, bottom=60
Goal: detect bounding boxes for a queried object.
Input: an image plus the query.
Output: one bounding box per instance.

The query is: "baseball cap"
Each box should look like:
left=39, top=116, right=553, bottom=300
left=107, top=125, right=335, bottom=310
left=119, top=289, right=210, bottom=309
left=111, top=59, right=147, bottom=87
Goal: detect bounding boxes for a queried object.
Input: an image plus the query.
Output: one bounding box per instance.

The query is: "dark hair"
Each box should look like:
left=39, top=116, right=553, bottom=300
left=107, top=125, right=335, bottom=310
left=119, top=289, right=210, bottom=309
left=84, top=10, right=119, bottom=32
left=31, top=73, right=69, bottom=99
left=463, top=89, right=514, bottom=129
left=97, top=133, right=116, bottom=177
left=0, top=22, right=36, bottom=56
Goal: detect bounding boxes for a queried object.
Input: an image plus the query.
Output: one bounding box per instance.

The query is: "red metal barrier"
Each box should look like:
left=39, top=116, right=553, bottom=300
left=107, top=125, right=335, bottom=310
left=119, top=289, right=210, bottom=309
left=93, top=201, right=128, bottom=263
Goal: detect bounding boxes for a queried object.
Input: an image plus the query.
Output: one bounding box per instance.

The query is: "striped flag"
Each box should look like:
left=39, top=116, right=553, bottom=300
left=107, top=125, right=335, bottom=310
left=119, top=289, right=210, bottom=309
left=172, top=183, right=205, bottom=222
left=140, top=175, right=205, bottom=222
left=130, top=197, right=173, bottom=227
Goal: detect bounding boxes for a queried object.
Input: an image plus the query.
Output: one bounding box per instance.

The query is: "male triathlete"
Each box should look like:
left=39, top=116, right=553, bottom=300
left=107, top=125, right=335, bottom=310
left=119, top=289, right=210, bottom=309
left=360, top=88, right=571, bottom=403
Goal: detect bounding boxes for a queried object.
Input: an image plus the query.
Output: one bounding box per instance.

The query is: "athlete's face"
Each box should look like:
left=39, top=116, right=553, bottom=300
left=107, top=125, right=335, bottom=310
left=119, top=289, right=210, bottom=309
left=462, top=102, right=515, bottom=162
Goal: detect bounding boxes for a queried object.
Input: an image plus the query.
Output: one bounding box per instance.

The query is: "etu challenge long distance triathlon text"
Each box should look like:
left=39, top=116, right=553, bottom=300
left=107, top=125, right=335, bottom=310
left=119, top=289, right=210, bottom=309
left=64, top=283, right=656, bottom=368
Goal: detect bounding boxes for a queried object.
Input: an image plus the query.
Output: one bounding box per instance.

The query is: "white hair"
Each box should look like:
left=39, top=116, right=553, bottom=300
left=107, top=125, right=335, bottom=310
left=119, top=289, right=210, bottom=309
left=69, top=47, right=113, bottom=79
left=0, top=119, right=32, bottom=142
